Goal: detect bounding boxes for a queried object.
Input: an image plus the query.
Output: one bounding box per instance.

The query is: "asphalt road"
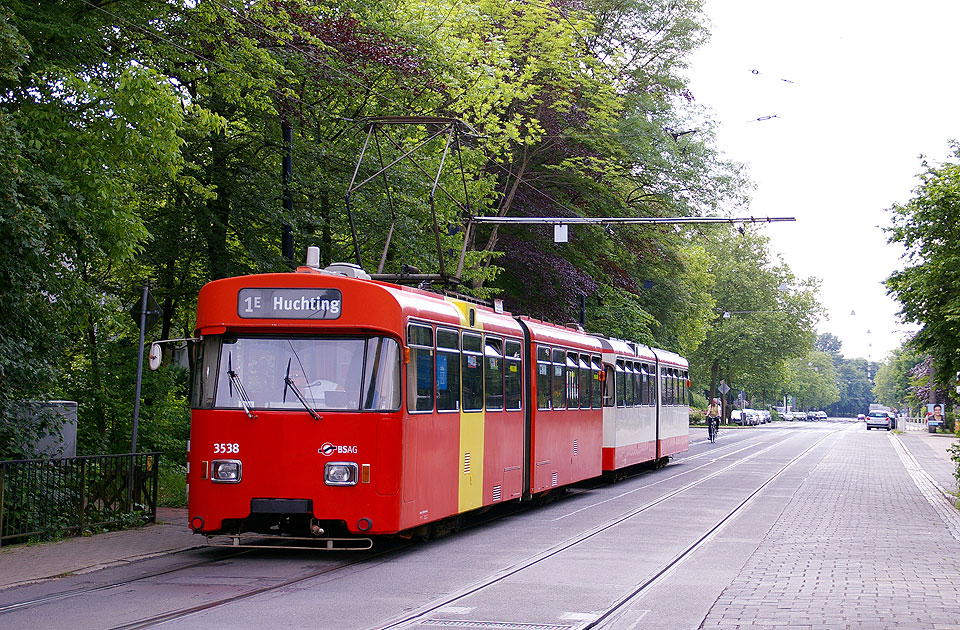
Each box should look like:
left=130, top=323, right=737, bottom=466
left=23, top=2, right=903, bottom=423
left=1, top=421, right=957, bottom=630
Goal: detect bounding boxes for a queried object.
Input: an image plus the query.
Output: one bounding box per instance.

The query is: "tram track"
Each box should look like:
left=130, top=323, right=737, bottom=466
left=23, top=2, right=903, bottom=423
left=585, top=427, right=843, bottom=629
left=0, top=548, right=251, bottom=615
left=375, top=425, right=845, bottom=630
left=0, top=426, right=840, bottom=629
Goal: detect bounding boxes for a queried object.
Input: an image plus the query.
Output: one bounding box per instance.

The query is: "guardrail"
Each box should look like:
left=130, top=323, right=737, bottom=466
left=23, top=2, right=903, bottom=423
left=0, top=452, right=160, bottom=546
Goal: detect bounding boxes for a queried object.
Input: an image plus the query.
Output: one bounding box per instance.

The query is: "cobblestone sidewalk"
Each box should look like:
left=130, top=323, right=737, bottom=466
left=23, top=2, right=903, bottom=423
left=702, top=429, right=960, bottom=630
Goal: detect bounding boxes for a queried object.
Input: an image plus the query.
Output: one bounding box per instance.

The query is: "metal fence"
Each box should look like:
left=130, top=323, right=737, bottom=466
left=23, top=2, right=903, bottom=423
left=0, top=452, right=160, bottom=546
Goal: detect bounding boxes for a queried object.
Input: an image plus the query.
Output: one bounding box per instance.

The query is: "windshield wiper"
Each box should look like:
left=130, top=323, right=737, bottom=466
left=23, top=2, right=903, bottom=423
left=226, top=353, right=257, bottom=419
left=283, top=358, right=322, bottom=421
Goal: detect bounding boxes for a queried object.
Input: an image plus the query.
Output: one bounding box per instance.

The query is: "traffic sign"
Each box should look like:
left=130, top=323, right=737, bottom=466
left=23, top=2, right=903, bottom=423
left=719, top=381, right=731, bottom=395
left=129, top=288, right=163, bottom=332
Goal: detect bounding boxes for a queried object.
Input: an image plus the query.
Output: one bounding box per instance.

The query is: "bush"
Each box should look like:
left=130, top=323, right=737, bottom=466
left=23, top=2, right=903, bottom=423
left=689, top=407, right=706, bottom=425
left=950, top=437, right=960, bottom=493
left=942, top=411, right=956, bottom=433
left=158, top=463, right=187, bottom=508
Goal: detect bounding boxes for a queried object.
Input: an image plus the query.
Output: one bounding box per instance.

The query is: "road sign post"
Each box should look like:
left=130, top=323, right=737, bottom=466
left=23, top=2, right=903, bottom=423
left=127, top=283, right=163, bottom=510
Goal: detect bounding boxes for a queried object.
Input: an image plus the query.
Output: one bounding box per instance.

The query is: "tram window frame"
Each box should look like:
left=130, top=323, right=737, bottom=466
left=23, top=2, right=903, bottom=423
left=537, top=345, right=552, bottom=410
left=614, top=359, right=627, bottom=407
left=632, top=362, right=642, bottom=407
left=566, top=352, right=579, bottom=410
left=504, top=339, right=523, bottom=411
left=193, top=335, right=220, bottom=409
left=552, top=348, right=566, bottom=410
left=362, top=336, right=402, bottom=410
left=591, top=356, right=603, bottom=409
left=638, top=363, right=647, bottom=406
left=647, top=363, right=656, bottom=405
left=668, top=368, right=675, bottom=405
left=436, top=328, right=461, bottom=412
left=603, top=365, right=615, bottom=407
left=659, top=367, right=667, bottom=405
left=484, top=336, right=504, bottom=411
left=578, top=354, right=591, bottom=409
left=669, top=369, right=677, bottom=406
left=406, top=323, right=435, bottom=413
left=461, top=332, right=484, bottom=412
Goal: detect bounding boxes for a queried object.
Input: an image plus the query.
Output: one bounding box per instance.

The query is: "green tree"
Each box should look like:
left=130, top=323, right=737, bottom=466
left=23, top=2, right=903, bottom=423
left=784, top=351, right=840, bottom=411
left=873, top=344, right=922, bottom=413
left=886, top=143, right=960, bottom=387
left=0, top=3, right=210, bottom=457
left=689, top=229, right=822, bottom=402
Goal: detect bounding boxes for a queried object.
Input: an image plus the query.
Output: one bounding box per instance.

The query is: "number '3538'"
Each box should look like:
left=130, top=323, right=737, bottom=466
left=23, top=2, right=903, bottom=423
left=213, top=443, right=239, bottom=454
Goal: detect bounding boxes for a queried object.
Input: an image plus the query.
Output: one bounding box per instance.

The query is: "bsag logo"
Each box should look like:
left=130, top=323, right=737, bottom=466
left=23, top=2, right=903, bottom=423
left=319, top=442, right=357, bottom=456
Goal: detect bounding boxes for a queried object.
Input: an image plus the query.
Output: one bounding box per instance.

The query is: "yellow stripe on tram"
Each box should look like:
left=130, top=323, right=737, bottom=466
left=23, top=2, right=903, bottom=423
left=448, top=297, right=484, bottom=513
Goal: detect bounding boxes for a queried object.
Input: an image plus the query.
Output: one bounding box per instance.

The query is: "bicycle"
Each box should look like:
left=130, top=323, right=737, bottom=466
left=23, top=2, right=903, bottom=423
left=707, top=416, right=719, bottom=443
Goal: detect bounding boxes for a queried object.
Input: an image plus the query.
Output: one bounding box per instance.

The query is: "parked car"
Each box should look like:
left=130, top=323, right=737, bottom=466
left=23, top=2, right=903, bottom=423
left=782, top=412, right=795, bottom=421
left=730, top=409, right=743, bottom=425
left=865, top=410, right=893, bottom=431
left=815, top=411, right=828, bottom=421
left=856, top=413, right=865, bottom=421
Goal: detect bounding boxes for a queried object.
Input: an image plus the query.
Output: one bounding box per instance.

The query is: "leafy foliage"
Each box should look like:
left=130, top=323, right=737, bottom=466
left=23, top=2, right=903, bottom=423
left=886, top=143, right=960, bottom=387
left=689, top=229, right=822, bottom=404
left=0, top=0, right=816, bottom=467
left=873, top=343, right=923, bottom=413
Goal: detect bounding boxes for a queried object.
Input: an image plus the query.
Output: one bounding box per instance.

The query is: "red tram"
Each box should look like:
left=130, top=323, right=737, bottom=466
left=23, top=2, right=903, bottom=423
left=186, top=256, right=689, bottom=547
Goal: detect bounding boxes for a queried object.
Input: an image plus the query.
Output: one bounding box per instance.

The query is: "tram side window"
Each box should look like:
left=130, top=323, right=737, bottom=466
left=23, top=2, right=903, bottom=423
left=436, top=328, right=461, bottom=411
left=638, top=364, right=647, bottom=406
left=407, top=324, right=434, bottom=412
left=604, top=365, right=615, bottom=407
left=670, top=370, right=677, bottom=405
left=591, top=357, right=603, bottom=409
left=616, top=360, right=626, bottom=407
left=647, top=364, right=655, bottom=405
left=484, top=336, right=504, bottom=411
left=362, top=337, right=402, bottom=410
left=647, top=364, right=656, bottom=405
left=505, top=339, right=522, bottom=411
left=552, top=348, right=566, bottom=409
left=660, top=368, right=667, bottom=405
left=630, top=363, right=640, bottom=407
left=462, top=333, right=484, bottom=412
left=192, top=335, right=220, bottom=409
left=578, top=354, right=591, bottom=409
left=537, top=346, right=552, bottom=410
left=566, top=352, right=579, bottom=409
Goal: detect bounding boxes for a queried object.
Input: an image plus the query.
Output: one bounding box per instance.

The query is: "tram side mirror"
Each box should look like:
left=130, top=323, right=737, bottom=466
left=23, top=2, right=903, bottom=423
left=148, top=342, right=162, bottom=370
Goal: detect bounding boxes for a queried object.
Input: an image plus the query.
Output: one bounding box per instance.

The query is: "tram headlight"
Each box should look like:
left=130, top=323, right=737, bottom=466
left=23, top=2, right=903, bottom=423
left=211, top=459, right=242, bottom=483
left=324, top=462, right=359, bottom=486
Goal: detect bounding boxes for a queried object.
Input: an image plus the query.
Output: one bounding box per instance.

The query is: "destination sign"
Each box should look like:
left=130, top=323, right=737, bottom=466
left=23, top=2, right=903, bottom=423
left=238, top=288, right=342, bottom=320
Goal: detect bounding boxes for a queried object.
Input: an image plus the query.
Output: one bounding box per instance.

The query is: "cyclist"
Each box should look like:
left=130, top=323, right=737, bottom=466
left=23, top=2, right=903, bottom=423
left=706, top=398, right=722, bottom=443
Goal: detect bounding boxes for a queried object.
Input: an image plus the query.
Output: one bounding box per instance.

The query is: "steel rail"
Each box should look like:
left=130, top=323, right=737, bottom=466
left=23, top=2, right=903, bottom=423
left=585, top=427, right=845, bottom=629
left=375, top=426, right=842, bottom=630
left=0, top=547, right=244, bottom=614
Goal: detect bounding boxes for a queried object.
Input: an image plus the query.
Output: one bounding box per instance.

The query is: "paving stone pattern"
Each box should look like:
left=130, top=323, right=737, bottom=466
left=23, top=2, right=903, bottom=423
left=701, top=430, right=960, bottom=630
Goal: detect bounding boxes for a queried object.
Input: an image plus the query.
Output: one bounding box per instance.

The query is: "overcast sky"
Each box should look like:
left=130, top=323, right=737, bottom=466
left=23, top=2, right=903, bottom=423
left=684, top=0, right=960, bottom=361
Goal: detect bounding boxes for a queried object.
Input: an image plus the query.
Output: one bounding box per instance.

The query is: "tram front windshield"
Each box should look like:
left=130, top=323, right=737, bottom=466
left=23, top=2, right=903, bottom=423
left=194, top=335, right=401, bottom=412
